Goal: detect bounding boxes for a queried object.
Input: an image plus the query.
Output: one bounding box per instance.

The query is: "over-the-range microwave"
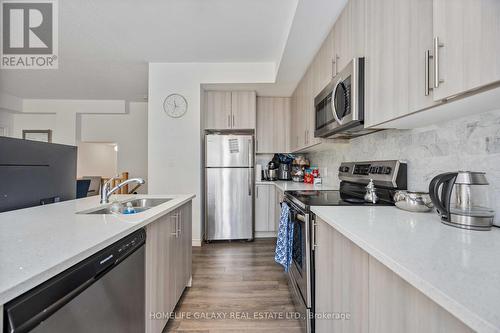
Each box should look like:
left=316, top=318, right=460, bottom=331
left=314, top=57, right=377, bottom=139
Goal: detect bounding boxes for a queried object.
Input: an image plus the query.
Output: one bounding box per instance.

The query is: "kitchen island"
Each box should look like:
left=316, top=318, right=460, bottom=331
left=0, top=194, right=194, bottom=333
left=312, top=206, right=500, bottom=333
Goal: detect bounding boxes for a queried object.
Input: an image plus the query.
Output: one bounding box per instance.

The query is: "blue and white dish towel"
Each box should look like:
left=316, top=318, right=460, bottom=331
left=275, top=202, right=294, bottom=272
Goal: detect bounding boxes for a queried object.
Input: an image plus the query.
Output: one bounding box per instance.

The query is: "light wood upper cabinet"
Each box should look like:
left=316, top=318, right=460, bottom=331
left=204, top=91, right=256, bottom=130
left=290, top=92, right=299, bottom=152
left=231, top=91, right=257, bottom=129
left=408, top=0, right=438, bottom=112
left=365, top=0, right=437, bottom=127
left=432, top=0, right=500, bottom=101
left=332, top=0, right=366, bottom=76
left=204, top=91, right=232, bottom=129
left=256, top=97, right=291, bottom=153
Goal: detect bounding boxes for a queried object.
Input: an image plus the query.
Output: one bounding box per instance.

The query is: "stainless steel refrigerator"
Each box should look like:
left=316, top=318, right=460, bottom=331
left=205, top=133, right=254, bottom=241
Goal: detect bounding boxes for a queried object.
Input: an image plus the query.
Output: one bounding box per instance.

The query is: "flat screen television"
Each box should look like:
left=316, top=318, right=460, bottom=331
left=0, top=137, right=77, bottom=212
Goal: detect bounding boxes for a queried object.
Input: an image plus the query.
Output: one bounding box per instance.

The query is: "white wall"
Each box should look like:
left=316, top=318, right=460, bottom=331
left=79, top=102, right=148, bottom=192
left=0, top=92, right=23, bottom=112
left=148, top=62, right=275, bottom=246
left=77, top=142, right=118, bottom=178
left=0, top=110, right=14, bottom=136
left=19, top=99, right=126, bottom=145
left=5, top=100, right=148, bottom=192
left=12, top=113, right=57, bottom=139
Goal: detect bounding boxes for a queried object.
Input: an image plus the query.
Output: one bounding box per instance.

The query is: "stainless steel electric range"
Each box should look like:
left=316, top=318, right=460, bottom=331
left=284, top=160, right=407, bottom=333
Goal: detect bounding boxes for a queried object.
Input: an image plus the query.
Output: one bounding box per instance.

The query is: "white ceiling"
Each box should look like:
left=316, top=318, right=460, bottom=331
left=0, top=0, right=346, bottom=100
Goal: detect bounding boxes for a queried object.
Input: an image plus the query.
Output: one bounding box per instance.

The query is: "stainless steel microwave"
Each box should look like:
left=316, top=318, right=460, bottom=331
left=314, top=58, right=374, bottom=139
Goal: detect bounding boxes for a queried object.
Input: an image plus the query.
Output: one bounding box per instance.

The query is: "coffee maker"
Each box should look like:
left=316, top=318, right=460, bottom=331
left=278, top=163, right=292, bottom=180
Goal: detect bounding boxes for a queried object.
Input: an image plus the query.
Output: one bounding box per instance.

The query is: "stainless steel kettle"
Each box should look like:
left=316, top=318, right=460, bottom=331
left=429, top=171, right=495, bottom=230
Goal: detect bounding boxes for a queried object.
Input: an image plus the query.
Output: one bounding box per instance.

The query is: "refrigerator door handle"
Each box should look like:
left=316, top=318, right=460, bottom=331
left=248, top=168, right=252, bottom=196
left=248, top=139, right=253, bottom=166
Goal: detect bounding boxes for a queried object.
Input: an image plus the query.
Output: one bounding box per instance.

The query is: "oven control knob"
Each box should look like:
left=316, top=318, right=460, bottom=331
left=377, top=166, right=384, bottom=174
left=384, top=166, right=392, bottom=175
left=339, top=166, right=350, bottom=173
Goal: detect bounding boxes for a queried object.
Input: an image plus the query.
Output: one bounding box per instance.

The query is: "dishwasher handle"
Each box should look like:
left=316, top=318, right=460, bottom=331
left=3, top=229, right=146, bottom=333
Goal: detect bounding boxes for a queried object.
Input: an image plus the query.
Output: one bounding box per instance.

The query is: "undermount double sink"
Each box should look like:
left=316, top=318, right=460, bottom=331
left=80, top=198, right=171, bottom=215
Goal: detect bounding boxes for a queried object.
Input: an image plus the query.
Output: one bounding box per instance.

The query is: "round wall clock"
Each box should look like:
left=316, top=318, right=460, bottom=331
left=163, top=93, right=188, bottom=118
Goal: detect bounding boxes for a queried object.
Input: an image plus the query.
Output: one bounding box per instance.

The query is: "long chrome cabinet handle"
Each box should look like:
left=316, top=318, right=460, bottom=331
left=312, top=218, right=318, bottom=250
left=434, top=37, right=444, bottom=88
left=177, top=211, right=182, bottom=235
left=335, top=54, right=340, bottom=76
left=425, top=50, right=433, bottom=96
left=171, top=212, right=180, bottom=237
left=232, top=114, right=235, bottom=127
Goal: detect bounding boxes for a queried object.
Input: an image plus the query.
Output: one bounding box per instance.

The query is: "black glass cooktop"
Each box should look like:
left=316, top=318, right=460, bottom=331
left=285, top=190, right=395, bottom=208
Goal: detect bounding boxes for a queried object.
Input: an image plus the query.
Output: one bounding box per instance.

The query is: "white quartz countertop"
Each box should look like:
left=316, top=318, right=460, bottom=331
left=255, top=180, right=336, bottom=192
left=311, top=206, right=500, bottom=333
left=0, top=194, right=195, bottom=305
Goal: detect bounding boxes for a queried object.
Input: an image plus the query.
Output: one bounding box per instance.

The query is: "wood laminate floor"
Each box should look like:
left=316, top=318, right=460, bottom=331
left=164, top=238, right=303, bottom=333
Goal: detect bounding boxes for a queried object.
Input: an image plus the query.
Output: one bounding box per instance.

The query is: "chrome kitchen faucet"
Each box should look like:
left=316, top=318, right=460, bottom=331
left=100, top=177, right=145, bottom=204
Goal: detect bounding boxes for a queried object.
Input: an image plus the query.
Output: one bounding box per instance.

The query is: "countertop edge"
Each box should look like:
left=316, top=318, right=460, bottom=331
left=311, top=206, right=499, bottom=333
left=255, top=180, right=337, bottom=192
left=0, top=194, right=195, bottom=305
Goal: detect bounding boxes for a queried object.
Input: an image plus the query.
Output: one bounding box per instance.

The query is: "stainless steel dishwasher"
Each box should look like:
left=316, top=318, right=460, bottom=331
left=4, top=229, right=146, bottom=333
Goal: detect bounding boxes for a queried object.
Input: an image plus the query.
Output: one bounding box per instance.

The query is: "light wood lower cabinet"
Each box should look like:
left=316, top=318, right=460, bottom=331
left=315, top=217, right=369, bottom=333
left=368, top=257, right=473, bottom=333
left=255, top=184, right=276, bottom=235
left=145, top=202, right=192, bottom=333
left=314, top=217, right=473, bottom=333
left=274, top=188, right=284, bottom=232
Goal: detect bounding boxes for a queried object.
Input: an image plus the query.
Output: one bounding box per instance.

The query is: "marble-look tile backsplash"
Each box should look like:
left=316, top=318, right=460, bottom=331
left=307, top=109, right=500, bottom=218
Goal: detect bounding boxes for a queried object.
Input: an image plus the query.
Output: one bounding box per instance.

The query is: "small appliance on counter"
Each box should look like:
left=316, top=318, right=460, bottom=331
left=429, top=171, right=495, bottom=231
left=266, top=160, right=279, bottom=181
left=278, top=163, right=292, bottom=180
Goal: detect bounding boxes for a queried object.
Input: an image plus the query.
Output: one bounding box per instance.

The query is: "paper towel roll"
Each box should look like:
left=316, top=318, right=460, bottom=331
left=256, top=164, right=262, bottom=181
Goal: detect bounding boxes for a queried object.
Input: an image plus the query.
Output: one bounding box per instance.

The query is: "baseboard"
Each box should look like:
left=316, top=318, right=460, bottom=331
left=192, top=239, right=202, bottom=247
left=254, top=231, right=277, bottom=239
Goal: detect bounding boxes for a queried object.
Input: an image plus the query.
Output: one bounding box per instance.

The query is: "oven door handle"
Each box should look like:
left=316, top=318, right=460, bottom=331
left=296, top=213, right=306, bottom=222
left=312, top=217, right=318, bottom=250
